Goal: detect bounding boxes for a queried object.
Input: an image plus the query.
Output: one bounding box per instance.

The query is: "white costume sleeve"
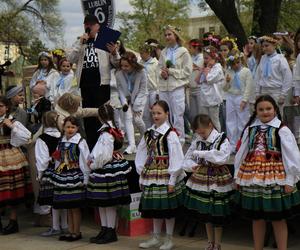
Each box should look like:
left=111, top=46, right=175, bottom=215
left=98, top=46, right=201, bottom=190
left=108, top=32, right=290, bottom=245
left=135, top=136, right=148, bottom=176
left=293, top=54, right=300, bottom=96
left=280, top=57, right=293, bottom=98
left=234, top=127, right=249, bottom=179
left=279, top=126, right=300, bottom=186
left=168, top=52, right=193, bottom=79
left=35, top=138, right=51, bottom=177
left=167, top=131, right=184, bottom=186
left=78, top=138, right=91, bottom=184
left=10, top=121, right=31, bottom=147
left=206, top=65, right=224, bottom=85
left=193, top=138, right=231, bottom=165
left=89, top=132, right=114, bottom=170
left=182, top=140, right=199, bottom=172
left=243, top=68, right=255, bottom=102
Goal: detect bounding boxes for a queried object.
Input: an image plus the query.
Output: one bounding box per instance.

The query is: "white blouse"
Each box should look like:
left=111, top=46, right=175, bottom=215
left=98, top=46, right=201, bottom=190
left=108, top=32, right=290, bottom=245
left=293, top=54, right=300, bottom=96
left=199, top=63, right=224, bottom=106
left=234, top=117, right=300, bottom=186
left=35, top=127, right=61, bottom=178
left=10, top=121, right=31, bottom=147
left=89, top=123, right=114, bottom=170
left=135, top=122, right=185, bottom=186
left=255, top=53, right=292, bottom=98
left=183, top=129, right=230, bottom=172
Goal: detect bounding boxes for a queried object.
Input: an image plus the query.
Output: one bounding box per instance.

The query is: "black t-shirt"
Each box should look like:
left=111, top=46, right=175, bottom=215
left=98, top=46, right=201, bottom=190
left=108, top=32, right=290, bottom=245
left=80, top=38, right=101, bottom=87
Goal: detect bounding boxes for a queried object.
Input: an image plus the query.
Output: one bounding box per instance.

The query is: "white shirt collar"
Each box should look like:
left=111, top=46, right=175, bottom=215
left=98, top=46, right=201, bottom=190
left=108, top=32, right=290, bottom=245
left=197, top=128, right=220, bottom=143
left=98, top=121, right=114, bottom=131
left=44, top=127, right=61, bottom=137
left=250, top=116, right=281, bottom=128
left=61, top=133, right=81, bottom=143
left=148, top=122, right=171, bottom=135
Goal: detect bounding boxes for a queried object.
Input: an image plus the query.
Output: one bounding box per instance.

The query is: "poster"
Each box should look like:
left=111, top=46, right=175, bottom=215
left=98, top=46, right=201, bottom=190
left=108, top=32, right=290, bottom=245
left=81, top=0, right=115, bottom=27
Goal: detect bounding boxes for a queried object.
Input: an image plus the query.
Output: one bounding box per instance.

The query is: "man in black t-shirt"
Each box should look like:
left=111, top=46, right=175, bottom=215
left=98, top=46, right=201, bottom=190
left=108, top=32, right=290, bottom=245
left=68, top=15, right=120, bottom=149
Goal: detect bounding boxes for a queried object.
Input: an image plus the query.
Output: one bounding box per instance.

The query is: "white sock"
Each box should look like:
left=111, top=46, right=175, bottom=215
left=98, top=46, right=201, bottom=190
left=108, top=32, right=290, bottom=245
left=165, top=218, right=175, bottom=236
left=60, top=209, right=68, bottom=229
left=99, top=207, right=107, bottom=227
left=106, top=206, right=117, bottom=229
left=52, top=208, right=60, bottom=230
left=153, top=219, right=163, bottom=234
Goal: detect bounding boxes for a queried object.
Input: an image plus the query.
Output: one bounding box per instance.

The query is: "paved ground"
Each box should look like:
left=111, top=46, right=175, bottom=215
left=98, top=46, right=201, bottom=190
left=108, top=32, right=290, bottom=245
left=1, top=210, right=300, bottom=250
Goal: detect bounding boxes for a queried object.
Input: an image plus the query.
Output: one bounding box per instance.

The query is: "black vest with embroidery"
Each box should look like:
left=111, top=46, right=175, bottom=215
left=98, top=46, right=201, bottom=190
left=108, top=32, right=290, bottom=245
left=39, top=133, right=60, bottom=156
left=144, top=128, right=172, bottom=157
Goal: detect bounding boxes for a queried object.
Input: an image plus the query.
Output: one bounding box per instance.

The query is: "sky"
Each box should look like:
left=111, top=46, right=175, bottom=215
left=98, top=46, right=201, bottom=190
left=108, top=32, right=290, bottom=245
left=56, top=0, right=203, bottom=48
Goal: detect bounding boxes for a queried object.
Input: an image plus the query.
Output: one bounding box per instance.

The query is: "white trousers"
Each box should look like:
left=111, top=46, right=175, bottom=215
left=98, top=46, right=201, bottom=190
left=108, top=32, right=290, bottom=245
left=226, top=94, right=250, bottom=151
left=143, top=90, right=158, bottom=129
left=122, top=105, right=146, bottom=147
left=199, top=105, right=221, bottom=132
left=159, top=87, right=185, bottom=143
left=189, top=88, right=202, bottom=123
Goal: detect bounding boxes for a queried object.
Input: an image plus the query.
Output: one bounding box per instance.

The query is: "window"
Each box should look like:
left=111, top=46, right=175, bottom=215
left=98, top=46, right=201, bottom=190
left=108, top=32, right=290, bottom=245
left=199, top=27, right=205, bottom=37
left=209, top=26, right=215, bottom=33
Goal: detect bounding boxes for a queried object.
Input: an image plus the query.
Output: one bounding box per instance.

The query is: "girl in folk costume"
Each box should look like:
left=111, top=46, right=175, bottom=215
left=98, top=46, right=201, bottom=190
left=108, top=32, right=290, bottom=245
left=87, top=104, right=131, bottom=244
left=195, top=46, right=224, bottom=132
left=52, top=58, right=77, bottom=103
left=6, top=85, right=28, bottom=127
left=116, top=51, right=148, bottom=155
left=183, top=114, right=232, bottom=250
left=139, top=43, right=159, bottom=129
left=224, top=51, right=254, bottom=154
left=35, top=111, right=68, bottom=237
left=0, top=96, right=32, bottom=234
left=158, top=25, right=192, bottom=144
left=135, top=100, right=185, bottom=250
left=188, top=39, right=204, bottom=123
left=51, top=116, right=90, bottom=242
left=30, top=51, right=59, bottom=103
left=255, top=36, right=293, bottom=111
left=235, top=95, right=300, bottom=250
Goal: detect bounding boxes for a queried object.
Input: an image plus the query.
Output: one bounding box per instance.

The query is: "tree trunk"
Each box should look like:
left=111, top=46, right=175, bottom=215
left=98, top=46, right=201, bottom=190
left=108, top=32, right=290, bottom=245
left=251, top=0, right=282, bottom=36
left=205, top=0, right=247, bottom=49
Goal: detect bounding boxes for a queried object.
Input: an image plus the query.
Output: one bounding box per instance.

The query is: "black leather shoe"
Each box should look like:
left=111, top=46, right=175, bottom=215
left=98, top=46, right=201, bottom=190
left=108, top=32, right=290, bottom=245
left=90, top=227, right=107, bottom=243
left=59, top=234, right=72, bottom=241
left=67, top=233, right=82, bottom=242
left=95, top=228, right=117, bottom=244
left=2, top=220, right=19, bottom=235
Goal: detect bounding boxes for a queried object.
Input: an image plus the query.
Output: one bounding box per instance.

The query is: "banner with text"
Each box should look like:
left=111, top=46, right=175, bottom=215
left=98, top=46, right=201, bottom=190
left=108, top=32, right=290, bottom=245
left=81, top=0, right=115, bottom=28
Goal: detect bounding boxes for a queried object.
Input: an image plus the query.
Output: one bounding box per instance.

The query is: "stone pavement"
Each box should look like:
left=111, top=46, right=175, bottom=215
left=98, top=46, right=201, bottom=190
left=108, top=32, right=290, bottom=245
left=1, top=211, right=300, bottom=250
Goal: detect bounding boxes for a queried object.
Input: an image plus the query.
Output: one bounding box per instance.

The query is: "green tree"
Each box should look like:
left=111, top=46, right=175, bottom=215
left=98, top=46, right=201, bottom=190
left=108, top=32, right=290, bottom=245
left=24, top=39, right=49, bottom=65
left=117, top=0, right=189, bottom=50
left=0, top=0, right=64, bottom=63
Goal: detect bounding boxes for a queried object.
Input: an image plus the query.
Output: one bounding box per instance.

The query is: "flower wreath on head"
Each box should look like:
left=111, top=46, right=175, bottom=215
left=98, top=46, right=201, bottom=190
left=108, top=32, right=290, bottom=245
left=248, top=35, right=258, bottom=43
left=38, top=51, right=53, bottom=59
left=52, top=49, right=65, bottom=57
left=163, top=24, right=181, bottom=32
left=226, top=52, right=244, bottom=64
left=203, top=36, right=220, bottom=46
left=258, top=35, right=278, bottom=45
left=203, top=47, right=219, bottom=59
left=220, top=36, right=238, bottom=51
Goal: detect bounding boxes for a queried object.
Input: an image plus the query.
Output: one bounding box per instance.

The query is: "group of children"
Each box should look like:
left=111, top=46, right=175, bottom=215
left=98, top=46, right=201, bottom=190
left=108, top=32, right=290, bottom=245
left=0, top=22, right=299, bottom=250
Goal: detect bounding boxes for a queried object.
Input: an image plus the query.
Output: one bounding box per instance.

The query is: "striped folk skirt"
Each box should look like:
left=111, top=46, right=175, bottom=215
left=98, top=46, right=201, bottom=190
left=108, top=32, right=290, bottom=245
left=235, top=184, right=300, bottom=220
left=38, top=166, right=54, bottom=206
left=184, top=165, right=234, bottom=225
left=86, top=159, right=132, bottom=207
left=139, top=180, right=186, bottom=219
left=0, top=146, right=33, bottom=207
left=50, top=163, right=85, bottom=209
